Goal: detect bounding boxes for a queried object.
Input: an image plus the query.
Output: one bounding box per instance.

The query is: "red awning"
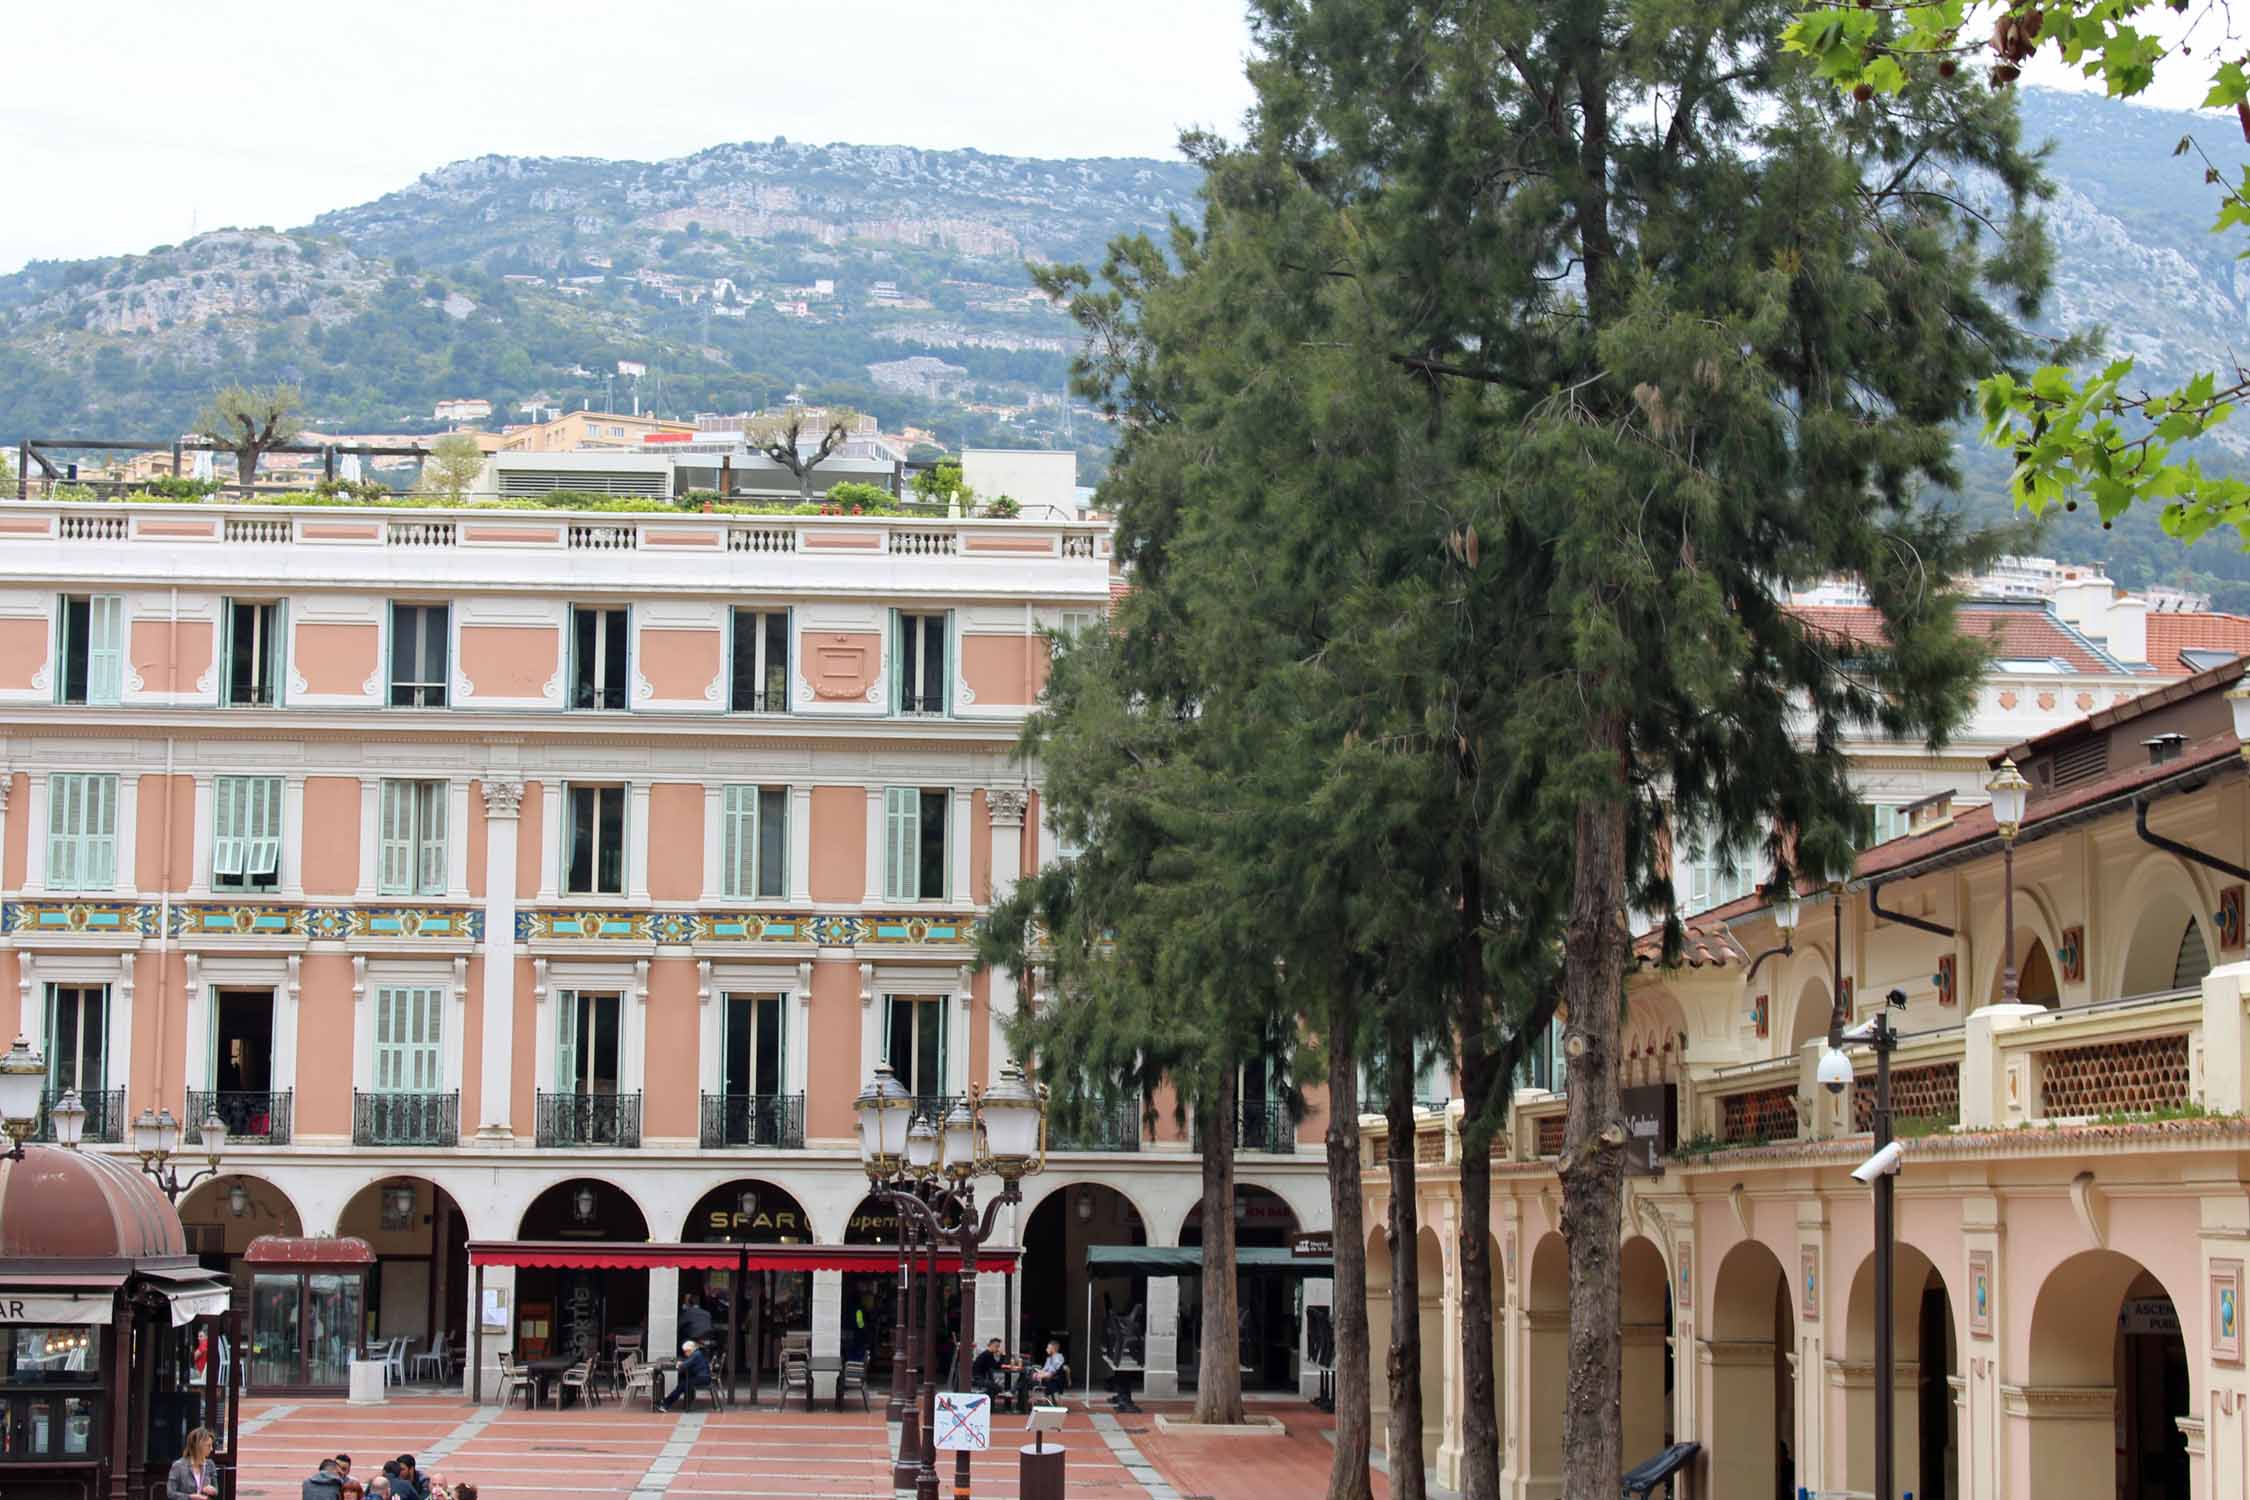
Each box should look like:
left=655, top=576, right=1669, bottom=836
left=467, top=1240, right=1023, bottom=1274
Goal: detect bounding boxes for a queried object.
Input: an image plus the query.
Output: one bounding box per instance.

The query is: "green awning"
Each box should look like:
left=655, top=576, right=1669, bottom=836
left=1085, top=1245, right=1332, bottom=1280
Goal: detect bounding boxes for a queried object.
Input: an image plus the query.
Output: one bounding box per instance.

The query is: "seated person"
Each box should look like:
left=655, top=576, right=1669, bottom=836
left=1031, top=1339, right=1069, bottom=1403
left=970, top=1338, right=1025, bottom=1409
left=660, top=1340, right=711, bottom=1410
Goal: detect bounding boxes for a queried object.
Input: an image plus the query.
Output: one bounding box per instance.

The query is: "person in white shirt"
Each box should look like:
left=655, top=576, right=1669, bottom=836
left=1032, top=1340, right=1069, bottom=1402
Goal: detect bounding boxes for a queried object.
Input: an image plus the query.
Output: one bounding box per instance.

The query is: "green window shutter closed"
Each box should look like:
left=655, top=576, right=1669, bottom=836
left=721, top=785, right=758, bottom=899
left=417, top=783, right=447, bottom=895
left=883, top=787, right=919, bottom=901
left=557, top=990, right=580, bottom=1094
left=87, top=595, right=123, bottom=706
left=245, top=778, right=282, bottom=878
left=48, top=774, right=116, bottom=890
left=212, top=778, right=245, bottom=878
left=379, top=781, right=414, bottom=895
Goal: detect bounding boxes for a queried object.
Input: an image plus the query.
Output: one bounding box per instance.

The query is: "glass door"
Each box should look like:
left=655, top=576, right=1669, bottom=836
left=721, top=994, right=787, bottom=1144
left=44, top=985, right=107, bottom=1137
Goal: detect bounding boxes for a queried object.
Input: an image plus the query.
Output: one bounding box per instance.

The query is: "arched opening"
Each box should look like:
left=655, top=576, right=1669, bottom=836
left=1486, top=1233, right=1507, bottom=1466
left=1708, top=1240, right=1794, bottom=1500
left=1789, top=977, right=1835, bottom=1055
left=179, top=1173, right=303, bottom=1283
left=1526, top=1235, right=1568, bottom=1492
left=840, top=1192, right=920, bottom=1381
left=2028, top=1251, right=2192, bottom=1499
left=2119, top=887, right=2212, bottom=998
left=1620, top=1236, right=1674, bottom=1470
left=336, top=1178, right=469, bottom=1382
left=680, top=1179, right=813, bottom=1383
left=1181, top=1185, right=1302, bottom=1389
left=2018, top=937, right=2059, bottom=1007
left=1365, top=1226, right=1393, bottom=1456
left=1413, top=1227, right=1445, bottom=1467
left=1842, top=1245, right=1958, bottom=1498
left=1022, top=1182, right=1148, bottom=1388
left=514, top=1179, right=650, bottom=1362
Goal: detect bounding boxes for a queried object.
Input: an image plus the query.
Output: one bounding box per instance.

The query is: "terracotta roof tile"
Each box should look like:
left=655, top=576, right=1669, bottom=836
left=1786, top=600, right=2118, bottom=673
left=1633, top=919, right=1750, bottom=969
left=2143, top=612, right=2250, bottom=676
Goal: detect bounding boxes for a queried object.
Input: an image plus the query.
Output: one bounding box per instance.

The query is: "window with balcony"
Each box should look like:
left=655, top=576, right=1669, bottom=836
left=56, top=594, right=123, bottom=706
left=1237, top=1055, right=1294, bottom=1153
left=212, top=776, right=283, bottom=892
left=883, top=787, right=949, bottom=901
left=378, top=779, right=448, bottom=897
left=730, top=608, right=790, bottom=713
left=720, top=785, right=788, bottom=900
left=892, top=610, right=950, bottom=716
left=565, top=784, right=627, bottom=895
left=45, top=773, right=117, bottom=892
left=222, top=600, right=283, bottom=707
left=703, top=993, right=801, bottom=1148
left=883, top=993, right=949, bottom=1107
left=542, top=989, right=637, bottom=1146
left=570, top=604, right=629, bottom=710
left=389, top=603, right=449, bottom=707
left=195, top=986, right=288, bottom=1144
left=357, top=984, right=455, bottom=1146
left=41, top=984, right=119, bottom=1142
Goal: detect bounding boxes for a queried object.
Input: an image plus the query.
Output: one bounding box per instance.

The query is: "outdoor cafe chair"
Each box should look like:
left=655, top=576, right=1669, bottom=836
left=560, top=1359, right=597, bottom=1408
left=619, top=1353, right=655, bottom=1406
left=780, top=1351, right=814, bottom=1411
left=410, top=1338, right=447, bottom=1384
left=381, top=1336, right=409, bottom=1388
left=498, top=1351, right=537, bottom=1410
left=838, top=1358, right=870, bottom=1412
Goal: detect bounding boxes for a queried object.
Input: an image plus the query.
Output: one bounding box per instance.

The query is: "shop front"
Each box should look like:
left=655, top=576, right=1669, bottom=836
left=241, top=1238, right=371, bottom=1396
left=681, top=1180, right=814, bottom=1383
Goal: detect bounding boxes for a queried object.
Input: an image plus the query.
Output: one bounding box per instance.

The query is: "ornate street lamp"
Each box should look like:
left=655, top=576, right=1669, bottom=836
left=1987, top=758, right=2032, bottom=1004
left=1742, top=880, right=1801, bottom=980
left=0, top=1037, right=46, bottom=1160
left=133, top=1105, right=227, bottom=1201
left=48, top=1088, right=88, bottom=1150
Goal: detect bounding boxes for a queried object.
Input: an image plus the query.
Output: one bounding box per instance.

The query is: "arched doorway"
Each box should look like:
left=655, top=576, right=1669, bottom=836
left=179, top=1173, right=303, bottom=1282
left=1021, top=1182, right=1148, bottom=1380
left=515, top=1179, right=650, bottom=1362
left=1366, top=1226, right=1392, bottom=1455
left=1620, top=1236, right=1673, bottom=1470
left=842, top=1191, right=918, bottom=1380
left=337, top=1178, right=469, bottom=1380
left=2119, top=887, right=2213, bottom=998
left=1525, top=1235, right=1568, bottom=1492
left=1988, top=935, right=2060, bottom=1008
left=1789, top=978, right=1834, bottom=1056
left=2028, top=1251, right=2191, bottom=1498
left=1181, top=1185, right=1302, bottom=1389
left=1708, top=1240, right=1793, bottom=1500
left=681, top=1179, right=813, bottom=1382
left=1411, top=1228, right=1445, bottom=1466
left=1842, top=1244, right=1957, bottom=1498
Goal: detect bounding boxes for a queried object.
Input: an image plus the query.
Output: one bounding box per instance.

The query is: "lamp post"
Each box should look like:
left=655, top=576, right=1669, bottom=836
left=1820, top=991, right=1906, bottom=1500
left=133, top=1105, right=228, bottom=1202
left=0, top=1036, right=46, bottom=1160
left=854, top=1064, right=923, bottom=1488
left=1742, top=881, right=1800, bottom=980
left=1987, top=758, right=2031, bottom=1004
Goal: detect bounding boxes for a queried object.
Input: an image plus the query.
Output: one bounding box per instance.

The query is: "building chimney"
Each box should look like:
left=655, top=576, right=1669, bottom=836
left=2107, top=594, right=2148, bottom=666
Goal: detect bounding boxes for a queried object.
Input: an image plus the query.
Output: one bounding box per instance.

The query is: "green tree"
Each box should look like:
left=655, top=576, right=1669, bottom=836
left=195, top=383, right=303, bottom=495
left=1221, top=4, right=2041, bottom=1493
left=1785, top=0, right=2250, bottom=542
left=910, top=461, right=975, bottom=512
left=419, top=433, right=487, bottom=503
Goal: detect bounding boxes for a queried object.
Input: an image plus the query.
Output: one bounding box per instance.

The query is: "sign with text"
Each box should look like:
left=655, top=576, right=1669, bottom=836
left=934, top=1392, right=992, bottom=1452
left=1619, top=1084, right=1679, bottom=1177
left=1292, top=1230, right=1334, bottom=1260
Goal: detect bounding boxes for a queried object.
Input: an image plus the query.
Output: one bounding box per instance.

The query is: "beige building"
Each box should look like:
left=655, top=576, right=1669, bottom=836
left=493, top=410, right=696, bottom=453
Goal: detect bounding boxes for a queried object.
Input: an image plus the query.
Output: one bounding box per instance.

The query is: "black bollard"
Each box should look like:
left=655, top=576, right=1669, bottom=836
left=1019, top=1433, right=1066, bottom=1500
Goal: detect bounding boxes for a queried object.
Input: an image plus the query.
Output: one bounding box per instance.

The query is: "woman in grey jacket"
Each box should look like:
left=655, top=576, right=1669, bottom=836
left=167, top=1427, right=221, bottom=1500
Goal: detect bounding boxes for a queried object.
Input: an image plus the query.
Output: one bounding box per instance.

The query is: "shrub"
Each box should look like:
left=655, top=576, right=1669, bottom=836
left=982, top=494, right=1021, bottom=519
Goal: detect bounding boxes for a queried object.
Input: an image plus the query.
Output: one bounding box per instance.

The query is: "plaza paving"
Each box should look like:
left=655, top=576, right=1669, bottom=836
left=228, top=1393, right=1380, bottom=1500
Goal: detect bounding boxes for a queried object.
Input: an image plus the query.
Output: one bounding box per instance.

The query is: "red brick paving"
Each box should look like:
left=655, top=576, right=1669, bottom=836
left=1128, top=1404, right=1390, bottom=1500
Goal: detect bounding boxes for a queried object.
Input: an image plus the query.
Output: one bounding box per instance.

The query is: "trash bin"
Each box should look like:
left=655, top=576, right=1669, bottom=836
left=1019, top=1440, right=1065, bottom=1500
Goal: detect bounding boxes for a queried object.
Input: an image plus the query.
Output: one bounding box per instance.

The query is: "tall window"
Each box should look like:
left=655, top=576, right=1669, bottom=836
left=57, top=594, right=123, bottom=706
left=1679, top=832, right=1759, bottom=914
left=566, top=784, right=627, bottom=895
left=723, top=994, right=786, bottom=1098
left=720, top=785, right=788, bottom=899
left=373, top=986, right=444, bottom=1093
left=1057, top=609, right=1099, bottom=640
left=45, top=985, right=107, bottom=1098
left=222, top=600, right=283, bottom=707
left=378, top=779, right=448, bottom=897
left=570, top=605, right=629, bottom=710
left=46, top=773, right=118, bottom=891
left=883, top=787, right=949, bottom=901
left=389, top=603, right=449, bottom=707
left=883, top=994, right=948, bottom=1100
left=893, top=611, right=949, bottom=716
left=731, top=609, right=790, bottom=713
left=213, top=776, right=283, bottom=891
left=556, top=991, right=621, bottom=1094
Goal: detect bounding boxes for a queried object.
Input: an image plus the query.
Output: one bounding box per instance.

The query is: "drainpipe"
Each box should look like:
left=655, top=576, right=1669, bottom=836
left=2135, top=796, right=2250, bottom=883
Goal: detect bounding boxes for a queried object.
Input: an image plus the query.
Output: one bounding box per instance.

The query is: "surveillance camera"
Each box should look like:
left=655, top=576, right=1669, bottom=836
left=1839, top=1018, right=1878, bottom=1044
left=1885, top=987, right=1908, bottom=1008
left=1851, top=1140, right=1904, bottom=1184
left=1815, top=1047, right=1853, bottom=1095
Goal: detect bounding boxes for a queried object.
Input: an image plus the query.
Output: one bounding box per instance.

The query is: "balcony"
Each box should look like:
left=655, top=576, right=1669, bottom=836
left=1237, top=1098, right=1296, bottom=1155
left=536, top=1091, right=642, bottom=1148
left=34, top=1087, right=125, bottom=1143
left=353, top=1091, right=459, bottom=1147
left=699, top=1093, right=806, bottom=1150
left=187, top=1089, right=292, bottom=1146
left=1052, top=1097, right=1140, bottom=1153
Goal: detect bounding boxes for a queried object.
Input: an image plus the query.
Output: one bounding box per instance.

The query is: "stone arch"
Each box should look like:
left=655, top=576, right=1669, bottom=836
left=1840, top=1243, right=1958, bottom=1499
left=1620, top=1235, right=1673, bottom=1467
left=2109, top=852, right=2215, bottom=1000
left=516, top=1176, right=652, bottom=1240
left=1967, top=877, right=2064, bottom=1009
left=1366, top=1224, right=1394, bottom=1457
left=179, top=1170, right=303, bottom=1257
left=1622, top=987, right=1689, bottom=1087
left=1707, top=1239, right=1793, bottom=1500
left=1524, top=1235, right=1568, bottom=1492
left=1021, top=1181, right=1151, bottom=1378
left=1414, top=1227, right=1446, bottom=1468
left=1016, top=1174, right=1159, bottom=1249
left=2027, top=1249, right=2194, bottom=1499
left=336, top=1176, right=473, bottom=1361
left=1788, top=975, right=1835, bottom=1055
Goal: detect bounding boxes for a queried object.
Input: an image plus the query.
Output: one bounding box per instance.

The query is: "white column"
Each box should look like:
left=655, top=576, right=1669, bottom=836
left=984, top=791, right=1028, bottom=1071
left=15, top=950, right=38, bottom=1046
left=948, top=787, right=972, bottom=905
left=190, top=776, right=214, bottom=893
left=279, top=776, right=306, bottom=897
left=649, top=1268, right=682, bottom=1366
left=478, top=780, right=524, bottom=1140
left=446, top=780, right=472, bottom=897
left=471, top=1264, right=517, bottom=1400
left=812, top=1268, right=844, bottom=1399
left=1142, top=1276, right=1180, bottom=1398
left=115, top=777, right=138, bottom=897
left=536, top=784, right=562, bottom=903
left=701, top=786, right=723, bottom=901
left=355, top=780, right=379, bottom=899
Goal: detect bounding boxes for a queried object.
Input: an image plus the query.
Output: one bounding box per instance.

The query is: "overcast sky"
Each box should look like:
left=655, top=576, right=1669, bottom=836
left=0, top=1, right=2223, bottom=275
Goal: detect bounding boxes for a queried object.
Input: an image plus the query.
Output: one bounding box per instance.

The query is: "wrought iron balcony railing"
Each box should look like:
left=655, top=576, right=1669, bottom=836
left=699, top=1093, right=807, bottom=1149
left=1052, top=1097, right=1140, bottom=1152
left=186, top=1089, right=292, bottom=1146
left=1237, top=1098, right=1296, bottom=1155
left=35, top=1087, right=125, bottom=1143
left=535, top=1090, right=641, bottom=1148
left=353, top=1091, right=459, bottom=1147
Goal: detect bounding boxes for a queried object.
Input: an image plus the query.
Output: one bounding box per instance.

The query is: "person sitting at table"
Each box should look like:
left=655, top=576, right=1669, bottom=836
left=660, top=1339, right=711, bottom=1410
left=970, top=1338, right=1017, bottom=1408
left=1031, top=1340, right=1069, bottom=1403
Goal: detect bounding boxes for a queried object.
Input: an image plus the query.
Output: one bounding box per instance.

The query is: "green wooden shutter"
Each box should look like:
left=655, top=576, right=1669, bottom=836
left=212, top=778, right=245, bottom=879
left=378, top=781, right=412, bottom=894
left=81, top=776, right=117, bottom=890
left=884, top=787, right=918, bottom=901
left=417, top=782, right=448, bottom=895
left=721, top=785, right=757, bottom=898
left=217, top=601, right=235, bottom=706
left=374, top=987, right=399, bottom=1091
left=269, top=601, right=288, bottom=707
left=245, top=778, right=282, bottom=878
left=86, top=595, right=123, bottom=705
left=888, top=608, right=903, bottom=714
left=46, top=775, right=79, bottom=889
left=557, top=990, right=581, bottom=1094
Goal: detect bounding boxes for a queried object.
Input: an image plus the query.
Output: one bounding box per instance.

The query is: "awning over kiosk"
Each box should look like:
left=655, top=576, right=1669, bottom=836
left=0, top=1273, right=230, bottom=1327
left=468, top=1240, right=1023, bottom=1274
left=1085, top=1245, right=1333, bottom=1280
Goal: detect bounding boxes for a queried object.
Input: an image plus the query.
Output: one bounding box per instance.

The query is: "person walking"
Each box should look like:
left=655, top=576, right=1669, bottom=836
left=679, top=1294, right=715, bottom=1346
left=168, top=1427, right=221, bottom=1500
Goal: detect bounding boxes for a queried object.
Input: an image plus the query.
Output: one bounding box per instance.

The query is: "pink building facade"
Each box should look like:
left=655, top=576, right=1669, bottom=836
left=0, top=496, right=1330, bottom=1398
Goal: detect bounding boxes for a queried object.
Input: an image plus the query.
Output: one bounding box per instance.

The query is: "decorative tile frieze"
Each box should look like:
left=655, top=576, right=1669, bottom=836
left=515, top=908, right=982, bottom=947
left=2, top=899, right=156, bottom=937
left=337, top=907, right=485, bottom=941
left=172, top=903, right=307, bottom=937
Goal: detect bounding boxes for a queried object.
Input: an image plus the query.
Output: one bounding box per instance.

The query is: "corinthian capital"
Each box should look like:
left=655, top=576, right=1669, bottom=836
left=480, top=779, right=526, bottom=819
left=986, top=787, right=1030, bottom=827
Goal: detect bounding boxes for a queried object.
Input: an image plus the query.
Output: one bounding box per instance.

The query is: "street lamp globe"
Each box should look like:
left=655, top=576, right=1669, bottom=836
left=1769, top=884, right=1799, bottom=936
left=2229, top=682, right=2250, bottom=751
left=904, top=1115, right=940, bottom=1177
left=49, top=1089, right=87, bottom=1150
left=853, top=1064, right=912, bottom=1178
left=977, top=1063, right=1047, bottom=1181
left=0, top=1036, right=45, bottom=1147
left=154, top=1109, right=182, bottom=1159
left=132, top=1108, right=164, bottom=1160
left=199, top=1113, right=228, bottom=1162
left=1986, top=758, right=2030, bottom=840
left=940, top=1100, right=977, bottom=1181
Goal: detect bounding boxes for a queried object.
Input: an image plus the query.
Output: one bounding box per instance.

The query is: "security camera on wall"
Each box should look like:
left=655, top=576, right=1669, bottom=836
left=1851, top=1140, right=1904, bottom=1184
left=1816, top=1047, right=1853, bottom=1096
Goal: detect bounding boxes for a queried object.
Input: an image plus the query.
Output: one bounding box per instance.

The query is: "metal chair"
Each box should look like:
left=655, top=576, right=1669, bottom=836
left=837, top=1357, right=869, bottom=1412
left=498, top=1351, right=537, bottom=1410
left=620, top=1353, right=655, bottom=1407
left=559, top=1359, right=597, bottom=1408
left=779, top=1351, right=815, bottom=1411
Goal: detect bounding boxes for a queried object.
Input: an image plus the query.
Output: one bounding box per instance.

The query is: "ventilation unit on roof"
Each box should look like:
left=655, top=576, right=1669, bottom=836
left=2046, top=737, right=2109, bottom=790
left=2144, top=732, right=2187, bottom=766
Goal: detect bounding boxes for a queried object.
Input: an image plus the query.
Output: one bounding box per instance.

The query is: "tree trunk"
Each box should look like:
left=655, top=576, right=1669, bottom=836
left=1558, top=714, right=1629, bottom=1499
left=1192, top=1071, right=1244, bottom=1424
left=236, top=446, right=258, bottom=497
left=1326, top=1019, right=1375, bottom=1500
left=1384, top=1025, right=1428, bottom=1500
left=1454, top=856, right=1502, bottom=1500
